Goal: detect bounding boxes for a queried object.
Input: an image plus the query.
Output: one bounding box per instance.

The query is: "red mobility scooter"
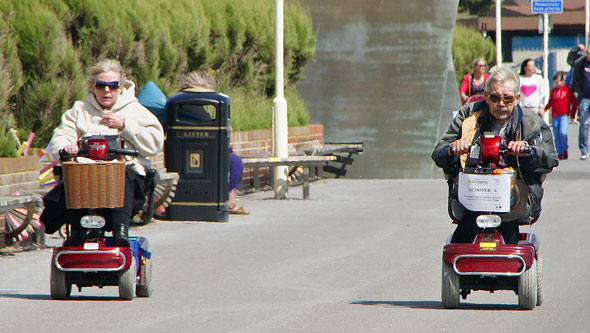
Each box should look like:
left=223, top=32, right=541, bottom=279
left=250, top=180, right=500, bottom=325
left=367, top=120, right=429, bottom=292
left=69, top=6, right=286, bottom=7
left=50, top=135, right=153, bottom=300
left=441, top=134, right=542, bottom=310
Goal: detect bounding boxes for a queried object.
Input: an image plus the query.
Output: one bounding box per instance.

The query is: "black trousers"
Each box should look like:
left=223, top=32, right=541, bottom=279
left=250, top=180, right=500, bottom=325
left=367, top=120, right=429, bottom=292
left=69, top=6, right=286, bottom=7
left=451, top=209, right=520, bottom=244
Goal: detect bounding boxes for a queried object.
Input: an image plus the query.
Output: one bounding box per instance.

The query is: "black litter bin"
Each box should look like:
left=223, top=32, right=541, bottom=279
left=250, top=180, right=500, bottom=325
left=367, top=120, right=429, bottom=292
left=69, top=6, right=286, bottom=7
left=165, top=91, right=230, bottom=221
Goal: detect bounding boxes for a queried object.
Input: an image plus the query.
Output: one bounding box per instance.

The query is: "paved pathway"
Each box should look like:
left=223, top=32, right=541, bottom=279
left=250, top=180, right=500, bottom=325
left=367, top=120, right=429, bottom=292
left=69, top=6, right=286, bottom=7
left=0, top=123, right=588, bottom=332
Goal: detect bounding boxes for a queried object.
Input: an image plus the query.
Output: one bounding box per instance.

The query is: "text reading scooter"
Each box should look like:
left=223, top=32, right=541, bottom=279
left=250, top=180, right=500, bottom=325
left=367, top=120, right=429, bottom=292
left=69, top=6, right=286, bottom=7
left=50, top=135, right=152, bottom=300
left=441, top=134, right=542, bottom=310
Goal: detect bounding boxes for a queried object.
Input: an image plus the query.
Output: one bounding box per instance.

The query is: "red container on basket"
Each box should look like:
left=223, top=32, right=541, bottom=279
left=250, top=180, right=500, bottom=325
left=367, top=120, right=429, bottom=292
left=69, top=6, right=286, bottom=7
left=88, top=138, right=108, bottom=160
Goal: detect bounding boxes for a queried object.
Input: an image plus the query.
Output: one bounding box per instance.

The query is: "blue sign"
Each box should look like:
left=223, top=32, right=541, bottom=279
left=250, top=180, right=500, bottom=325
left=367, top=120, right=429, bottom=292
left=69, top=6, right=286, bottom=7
left=532, top=0, right=563, bottom=14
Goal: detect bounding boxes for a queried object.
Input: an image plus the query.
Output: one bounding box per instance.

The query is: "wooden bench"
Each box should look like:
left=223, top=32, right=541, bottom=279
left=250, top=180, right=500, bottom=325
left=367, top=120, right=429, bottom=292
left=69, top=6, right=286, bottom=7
left=0, top=193, right=44, bottom=246
left=133, top=170, right=179, bottom=225
left=298, top=141, right=364, bottom=178
left=242, top=155, right=336, bottom=199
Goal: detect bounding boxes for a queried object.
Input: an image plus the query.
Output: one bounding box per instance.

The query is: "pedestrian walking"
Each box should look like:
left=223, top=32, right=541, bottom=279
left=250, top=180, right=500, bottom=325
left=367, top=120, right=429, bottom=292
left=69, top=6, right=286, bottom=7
left=545, top=72, right=577, bottom=160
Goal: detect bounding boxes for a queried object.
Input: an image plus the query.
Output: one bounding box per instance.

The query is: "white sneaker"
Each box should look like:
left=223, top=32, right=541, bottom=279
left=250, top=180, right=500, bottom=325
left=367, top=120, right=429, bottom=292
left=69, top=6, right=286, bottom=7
left=581, top=153, right=589, bottom=160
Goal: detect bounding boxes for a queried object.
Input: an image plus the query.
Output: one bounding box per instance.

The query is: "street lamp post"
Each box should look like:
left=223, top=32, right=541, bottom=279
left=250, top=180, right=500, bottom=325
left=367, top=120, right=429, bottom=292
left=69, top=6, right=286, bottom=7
left=496, top=0, right=502, bottom=66
left=543, top=13, right=550, bottom=123
left=272, top=0, right=289, bottom=199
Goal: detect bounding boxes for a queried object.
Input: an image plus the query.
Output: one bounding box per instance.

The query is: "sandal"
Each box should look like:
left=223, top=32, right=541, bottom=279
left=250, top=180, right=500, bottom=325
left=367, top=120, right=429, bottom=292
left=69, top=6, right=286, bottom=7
left=229, top=204, right=250, bottom=215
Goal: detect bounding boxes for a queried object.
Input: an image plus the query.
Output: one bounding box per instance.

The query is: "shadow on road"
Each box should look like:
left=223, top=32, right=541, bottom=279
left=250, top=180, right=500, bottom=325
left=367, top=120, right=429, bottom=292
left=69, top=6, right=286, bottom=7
left=350, top=300, right=521, bottom=311
left=0, top=293, right=122, bottom=301
left=0, top=293, right=51, bottom=300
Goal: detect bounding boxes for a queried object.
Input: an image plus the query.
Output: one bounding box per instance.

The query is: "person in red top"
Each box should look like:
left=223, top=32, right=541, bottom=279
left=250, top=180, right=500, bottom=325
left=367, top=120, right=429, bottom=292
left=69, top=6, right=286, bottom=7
left=459, top=57, right=490, bottom=104
left=545, top=71, right=578, bottom=159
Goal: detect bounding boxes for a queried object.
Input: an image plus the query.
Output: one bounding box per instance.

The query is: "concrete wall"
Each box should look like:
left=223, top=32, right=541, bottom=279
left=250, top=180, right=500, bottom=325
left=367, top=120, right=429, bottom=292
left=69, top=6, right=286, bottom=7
left=296, top=0, right=459, bottom=178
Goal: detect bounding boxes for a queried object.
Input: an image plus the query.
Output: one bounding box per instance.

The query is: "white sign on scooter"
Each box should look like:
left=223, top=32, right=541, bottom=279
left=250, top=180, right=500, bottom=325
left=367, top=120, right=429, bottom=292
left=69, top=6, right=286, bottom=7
left=458, top=172, right=511, bottom=212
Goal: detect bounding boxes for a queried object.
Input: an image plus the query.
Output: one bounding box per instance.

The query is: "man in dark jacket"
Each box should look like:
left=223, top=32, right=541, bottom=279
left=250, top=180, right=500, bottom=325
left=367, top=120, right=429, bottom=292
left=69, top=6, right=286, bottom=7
left=432, top=67, right=558, bottom=244
left=567, top=44, right=585, bottom=68
left=572, top=45, right=590, bottom=159
left=566, top=44, right=585, bottom=88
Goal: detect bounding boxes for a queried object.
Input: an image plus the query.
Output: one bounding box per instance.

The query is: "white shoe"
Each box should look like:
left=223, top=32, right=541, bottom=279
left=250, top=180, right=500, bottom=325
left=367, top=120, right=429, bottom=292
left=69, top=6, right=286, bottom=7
left=581, top=153, right=589, bottom=160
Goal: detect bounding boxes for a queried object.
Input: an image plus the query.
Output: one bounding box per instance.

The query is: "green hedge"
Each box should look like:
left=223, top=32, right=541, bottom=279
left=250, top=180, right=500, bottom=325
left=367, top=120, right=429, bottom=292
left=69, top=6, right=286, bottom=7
left=452, top=23, right=496, bottom=86
left=0, top=0, right=315, bottom=149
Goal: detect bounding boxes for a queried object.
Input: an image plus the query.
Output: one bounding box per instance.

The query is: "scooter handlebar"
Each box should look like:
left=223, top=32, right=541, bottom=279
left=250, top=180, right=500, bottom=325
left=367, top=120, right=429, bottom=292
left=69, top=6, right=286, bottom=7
left=499, top=146, right=532, bottom=155
left=107, top=148, right=139, bottom=156
left=59, top=148, right=139, bottom=160
left=58, top=149, right=74, bottom=160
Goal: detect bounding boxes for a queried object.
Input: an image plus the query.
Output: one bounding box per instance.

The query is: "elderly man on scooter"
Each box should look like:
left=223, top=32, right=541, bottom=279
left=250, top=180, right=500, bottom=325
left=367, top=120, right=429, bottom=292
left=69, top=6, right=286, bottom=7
left=41, top=59, right=164, bottom=247
left=432, top=66, right=558, bottom=244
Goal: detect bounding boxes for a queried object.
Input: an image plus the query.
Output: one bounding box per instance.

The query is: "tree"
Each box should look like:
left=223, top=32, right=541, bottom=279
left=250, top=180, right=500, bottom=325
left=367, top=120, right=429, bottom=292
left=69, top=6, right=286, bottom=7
left=452, top=24, right=496, bottom=85
left=458, top=0, right=494, bottom=16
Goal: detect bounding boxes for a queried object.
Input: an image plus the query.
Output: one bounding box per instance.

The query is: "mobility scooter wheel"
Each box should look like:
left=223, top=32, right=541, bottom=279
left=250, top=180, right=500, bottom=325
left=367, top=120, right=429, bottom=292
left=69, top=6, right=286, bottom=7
left=119, top=256, right=136, bottom=300
left=136, top=257, right=152, bottom=297
left=536, top=254, right=543, bottom=306
left=50, top=262, right=71, bottom=300
left=518, top=259, right=538, bottom=310
left=58, top=224, right=69, bottom=239
left=441, top=260, right=460, bottom=308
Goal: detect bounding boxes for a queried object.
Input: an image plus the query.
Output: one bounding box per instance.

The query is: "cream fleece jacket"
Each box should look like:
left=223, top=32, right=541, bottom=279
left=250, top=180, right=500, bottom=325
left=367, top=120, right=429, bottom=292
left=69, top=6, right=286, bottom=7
left=48, top=81, right=164, bottom=175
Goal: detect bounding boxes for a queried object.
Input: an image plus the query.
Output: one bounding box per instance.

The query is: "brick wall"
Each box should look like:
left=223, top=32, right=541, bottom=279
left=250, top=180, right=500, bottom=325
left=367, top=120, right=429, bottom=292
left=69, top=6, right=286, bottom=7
left=230, top=124, right=324, bottom=156
left=151, top=150, right=166, bottom=173
left=231, top=124, right=324, bottom=189
left=0, top=156, right=40, bottom=196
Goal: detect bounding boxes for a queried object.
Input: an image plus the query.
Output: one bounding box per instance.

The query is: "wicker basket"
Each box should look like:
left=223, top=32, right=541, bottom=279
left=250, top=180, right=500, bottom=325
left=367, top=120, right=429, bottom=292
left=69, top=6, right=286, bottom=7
left=62, top=161, right=126, bottom=209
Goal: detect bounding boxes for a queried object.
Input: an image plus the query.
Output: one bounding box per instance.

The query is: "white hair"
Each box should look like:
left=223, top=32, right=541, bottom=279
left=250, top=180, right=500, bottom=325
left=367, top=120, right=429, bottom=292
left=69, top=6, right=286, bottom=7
left=485, top=66, right=520, bottom=95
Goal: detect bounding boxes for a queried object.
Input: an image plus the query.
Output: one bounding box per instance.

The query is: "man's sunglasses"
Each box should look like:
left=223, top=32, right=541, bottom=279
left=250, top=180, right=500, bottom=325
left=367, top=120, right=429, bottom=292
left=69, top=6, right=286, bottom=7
left=488, top=94, right=515, bottom=104
left=95, top=80, right=121, bottom=90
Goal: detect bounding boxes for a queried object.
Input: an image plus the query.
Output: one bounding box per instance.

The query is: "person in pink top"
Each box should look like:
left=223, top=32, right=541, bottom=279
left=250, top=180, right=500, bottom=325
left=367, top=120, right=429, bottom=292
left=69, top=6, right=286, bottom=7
left=519, top=58, right=547, bottom=118
left=545, top=72, right=578, bottom=160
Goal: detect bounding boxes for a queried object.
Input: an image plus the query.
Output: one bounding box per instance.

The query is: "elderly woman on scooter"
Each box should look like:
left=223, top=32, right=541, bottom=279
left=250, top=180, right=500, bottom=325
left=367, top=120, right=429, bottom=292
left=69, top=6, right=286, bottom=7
left=41, top=59, right=164, bottom=247
left=432, top=66, right=558, bottom=244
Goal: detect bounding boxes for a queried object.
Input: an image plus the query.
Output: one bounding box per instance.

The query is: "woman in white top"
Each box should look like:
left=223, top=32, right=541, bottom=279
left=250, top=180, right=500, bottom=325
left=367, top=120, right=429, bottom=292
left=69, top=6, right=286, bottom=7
left=518, top=58, right=546, bottom=117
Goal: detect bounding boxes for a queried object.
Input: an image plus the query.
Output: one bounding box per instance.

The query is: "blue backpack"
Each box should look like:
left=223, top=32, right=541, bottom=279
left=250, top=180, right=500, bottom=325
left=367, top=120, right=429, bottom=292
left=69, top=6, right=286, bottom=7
left=138, top=81, right=167, bottom=128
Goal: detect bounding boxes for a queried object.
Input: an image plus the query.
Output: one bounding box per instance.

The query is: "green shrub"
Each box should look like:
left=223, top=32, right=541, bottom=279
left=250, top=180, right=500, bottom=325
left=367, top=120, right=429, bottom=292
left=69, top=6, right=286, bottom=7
left=0, top=122, right=18, bottom=158
left=452, top=23, right=496, bottom=85
left=11, top=2, right=86, bottom=145
left=0, top=11, right=24, bottom=127
left=0, top=0, right=316, bottom=148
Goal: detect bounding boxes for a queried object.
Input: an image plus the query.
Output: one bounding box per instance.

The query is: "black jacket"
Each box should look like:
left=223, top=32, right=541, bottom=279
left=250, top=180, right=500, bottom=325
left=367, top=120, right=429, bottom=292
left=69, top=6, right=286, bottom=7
left=572, top=56, right=590, bottom=94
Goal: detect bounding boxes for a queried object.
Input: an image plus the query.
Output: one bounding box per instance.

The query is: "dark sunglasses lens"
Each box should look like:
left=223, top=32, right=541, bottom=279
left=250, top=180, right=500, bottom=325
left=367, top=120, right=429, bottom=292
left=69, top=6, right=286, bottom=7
left=489, top=94, right=514, bottom=104
left=95, top=80, right=120, bottom=89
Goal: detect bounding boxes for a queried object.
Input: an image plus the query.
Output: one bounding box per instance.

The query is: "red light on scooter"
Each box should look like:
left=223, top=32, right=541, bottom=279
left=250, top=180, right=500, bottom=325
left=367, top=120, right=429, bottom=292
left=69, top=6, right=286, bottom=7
left=480, top=135, right=500, bottom=164
left=88, top=139, right=107, bottom=160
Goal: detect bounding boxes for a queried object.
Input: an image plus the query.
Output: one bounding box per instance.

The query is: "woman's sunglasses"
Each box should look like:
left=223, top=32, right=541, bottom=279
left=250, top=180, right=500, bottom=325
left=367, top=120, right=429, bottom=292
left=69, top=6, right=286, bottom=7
left=95, top=80, right=121, bottom=90
left=488, top=94, right=515, bottom=104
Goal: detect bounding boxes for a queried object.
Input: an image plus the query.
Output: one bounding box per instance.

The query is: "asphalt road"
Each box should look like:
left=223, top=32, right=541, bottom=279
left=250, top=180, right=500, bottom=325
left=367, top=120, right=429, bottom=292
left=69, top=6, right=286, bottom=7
left=1, top=124, right=589, bottom=332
